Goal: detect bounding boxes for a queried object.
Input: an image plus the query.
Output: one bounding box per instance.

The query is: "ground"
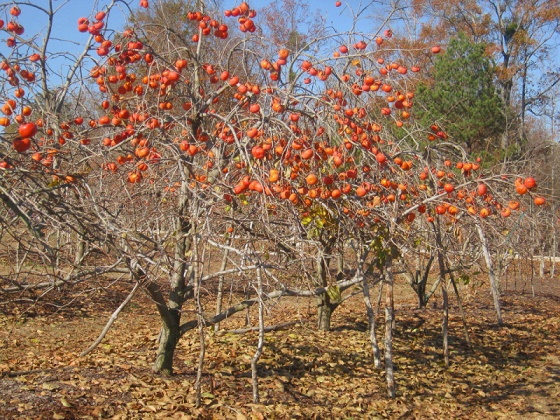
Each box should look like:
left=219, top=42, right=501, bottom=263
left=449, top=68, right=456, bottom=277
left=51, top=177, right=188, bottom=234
left=0, top=273, right=559, bottom=419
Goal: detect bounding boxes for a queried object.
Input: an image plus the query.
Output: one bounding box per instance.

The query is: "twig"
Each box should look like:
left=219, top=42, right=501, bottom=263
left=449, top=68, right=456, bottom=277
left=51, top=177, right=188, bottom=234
left=227, top=320, right=303, bottom=334
left=79, top=281, right=140, bottom=357
left=178, top=274, right=368, bottom=335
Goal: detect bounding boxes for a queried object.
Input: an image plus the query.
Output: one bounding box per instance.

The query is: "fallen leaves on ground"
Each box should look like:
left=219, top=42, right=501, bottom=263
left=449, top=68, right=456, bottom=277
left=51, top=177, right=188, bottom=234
left=0, top=279, right=559, bottom=419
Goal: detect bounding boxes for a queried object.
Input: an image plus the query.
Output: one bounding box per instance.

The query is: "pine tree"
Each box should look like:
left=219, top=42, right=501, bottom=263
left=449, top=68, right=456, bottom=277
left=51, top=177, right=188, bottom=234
left=416, top=34, right=507, bottom=158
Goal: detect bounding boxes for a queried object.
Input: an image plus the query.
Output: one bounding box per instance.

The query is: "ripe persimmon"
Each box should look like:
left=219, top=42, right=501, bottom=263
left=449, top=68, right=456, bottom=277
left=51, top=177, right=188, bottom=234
left=18, top=122, right=37, bottom=138
left=13, top=137, right=31, bottom=152
left=534, top=196, right=545, bottom=206
left=443, top=183, right=454, bottom=194
left=515, top=183, right=528, bottom=195
left=477, top=183, right=487, bottom=196
left=305, top=173, right=318, bottom=185
left=480, top=208, right=490, bottom=218
left=524, top=177, right=537, bottom=189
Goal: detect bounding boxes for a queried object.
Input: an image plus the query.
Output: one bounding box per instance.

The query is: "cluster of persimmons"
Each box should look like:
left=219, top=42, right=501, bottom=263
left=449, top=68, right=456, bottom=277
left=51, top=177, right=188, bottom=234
left=0, top=1, right=544, bottom=231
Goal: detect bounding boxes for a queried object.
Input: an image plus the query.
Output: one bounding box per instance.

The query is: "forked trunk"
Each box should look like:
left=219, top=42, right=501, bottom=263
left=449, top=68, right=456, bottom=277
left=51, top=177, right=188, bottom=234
left=153, top=167, right=192, bottom=374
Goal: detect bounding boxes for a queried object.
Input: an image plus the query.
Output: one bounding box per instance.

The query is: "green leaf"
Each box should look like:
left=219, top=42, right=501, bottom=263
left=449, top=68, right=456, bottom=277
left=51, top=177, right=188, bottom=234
left=307, top=227, right=319, bottom=239
left=458, top=274, right=470, bottom=285
left=327, top=285, right=341, bottom=303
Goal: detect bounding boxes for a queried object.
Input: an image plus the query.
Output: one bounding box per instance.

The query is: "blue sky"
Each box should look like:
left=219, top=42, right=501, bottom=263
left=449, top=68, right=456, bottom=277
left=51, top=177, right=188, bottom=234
left=0, top=1, right=131, bottom=77
left=222, top=0, right=385, bottom=34
left=2, top=0, right=557, bottom=136
left=1, top=1, right=373, bottom=69
left=0, top=0, right=387, bottom=83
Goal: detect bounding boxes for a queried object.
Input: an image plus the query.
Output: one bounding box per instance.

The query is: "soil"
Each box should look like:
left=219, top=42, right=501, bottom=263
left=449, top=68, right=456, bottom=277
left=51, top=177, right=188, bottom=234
left=0, top=273, right=559, bottom=419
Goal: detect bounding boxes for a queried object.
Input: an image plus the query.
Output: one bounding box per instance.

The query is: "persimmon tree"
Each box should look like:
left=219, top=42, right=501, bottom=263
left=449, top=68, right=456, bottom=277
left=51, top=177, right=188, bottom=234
left=0, top=1, right=131, bottom=293
left=0, top=0, right=547, bottom=401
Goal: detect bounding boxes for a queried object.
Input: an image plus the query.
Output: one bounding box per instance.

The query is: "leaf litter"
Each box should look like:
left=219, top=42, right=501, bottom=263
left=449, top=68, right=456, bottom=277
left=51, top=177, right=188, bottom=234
left=0, top=279, right=559, bottom=419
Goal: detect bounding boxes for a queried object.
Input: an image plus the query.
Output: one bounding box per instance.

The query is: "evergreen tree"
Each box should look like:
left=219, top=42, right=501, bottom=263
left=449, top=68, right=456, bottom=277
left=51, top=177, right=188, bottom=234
left=416, top=34, right=507, bottom=158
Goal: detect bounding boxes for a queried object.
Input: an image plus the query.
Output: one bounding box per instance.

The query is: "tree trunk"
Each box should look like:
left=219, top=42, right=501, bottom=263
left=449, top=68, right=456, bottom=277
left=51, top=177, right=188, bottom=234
left=384, top=254, right=396, bottom=398
left=417, top=278, right=426, bottom=308
left=448, top=270, right=471, bottom=347
left=416, top=254, right=434, bottom=308
left=193, top=234, right=205, bottom=407
left=362, top=269, right=381, bottom=368
left=317, top=294, right=334, bottom=331
left=73, top=228, right=87, bottom=266
left=415, top=253, right=425, bottom=308
left=214, top=244, right=230, bottom=332
left=337, top=252, right=344, bottom=280
left=552, top=224, right=557, bottom=278
left=316, top=240, right=338, bottom=331
left=432, top=221, right=450, bottom=365
left=251, top=267, right=265, bottom=403
left=403, top=252, right=436, bottom=309
left=153, top=165, right=192, bottom=374
left=442, top=281, right=449, bottom=366
left=476, top=223, right=503, bottom=325
left=153, top=310, right=181, bottom=375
